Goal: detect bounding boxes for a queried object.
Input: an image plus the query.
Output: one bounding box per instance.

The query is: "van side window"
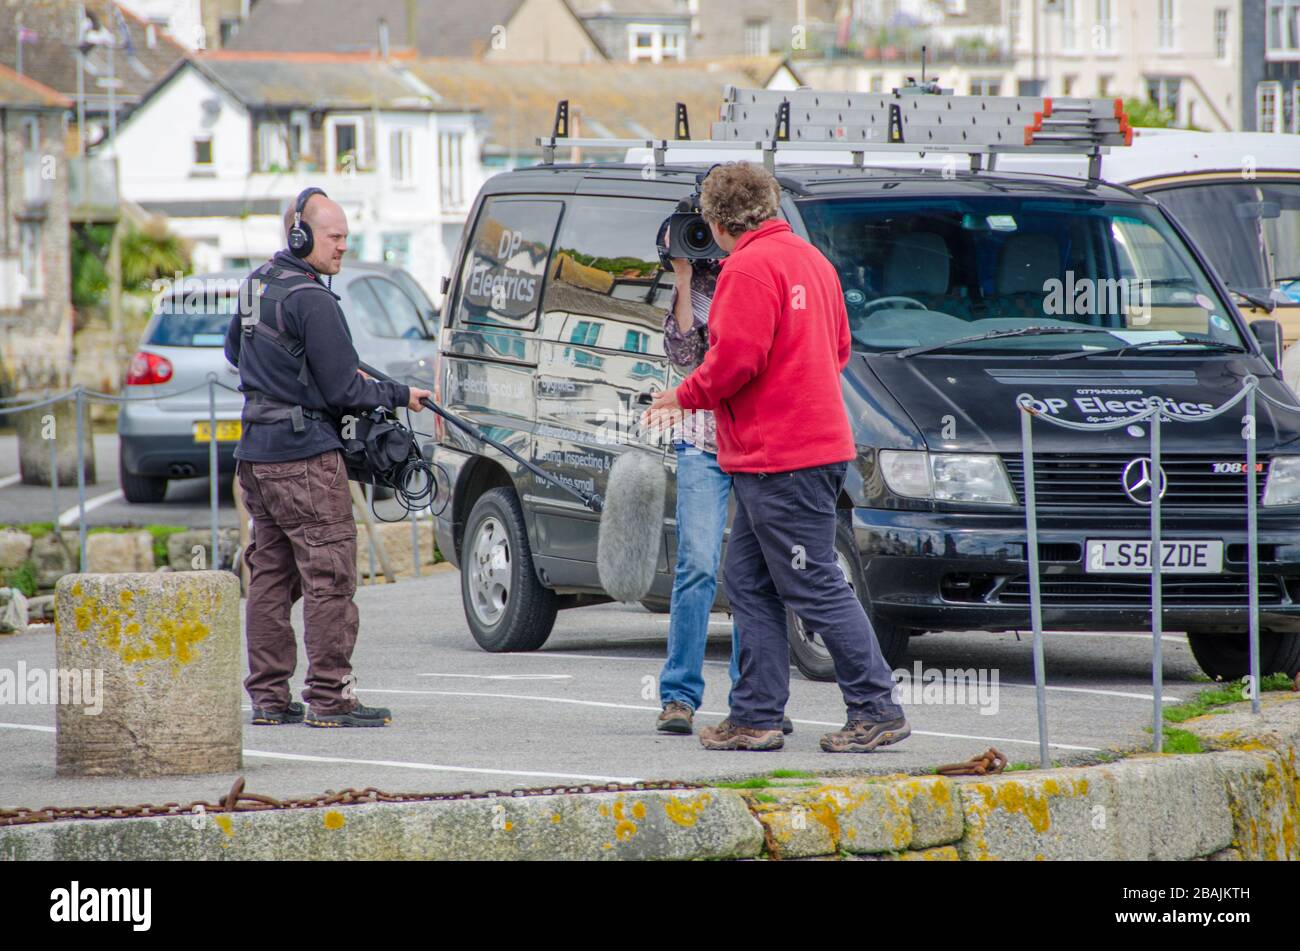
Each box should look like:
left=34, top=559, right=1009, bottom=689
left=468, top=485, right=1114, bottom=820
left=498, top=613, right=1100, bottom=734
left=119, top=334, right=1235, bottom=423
left=542, top=196, right=677, bottom=357
left=456, top=198, right=563, bottom=331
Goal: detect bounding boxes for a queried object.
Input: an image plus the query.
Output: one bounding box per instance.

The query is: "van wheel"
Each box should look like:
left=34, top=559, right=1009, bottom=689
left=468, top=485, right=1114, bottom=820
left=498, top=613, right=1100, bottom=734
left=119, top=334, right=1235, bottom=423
left=119, top=456, right=167, bottom=504
left=787, top=519, right=909, bottom=681
left=1186, top=630, right=1300, bottom=681
left=460, top=487, right=557, bottom=652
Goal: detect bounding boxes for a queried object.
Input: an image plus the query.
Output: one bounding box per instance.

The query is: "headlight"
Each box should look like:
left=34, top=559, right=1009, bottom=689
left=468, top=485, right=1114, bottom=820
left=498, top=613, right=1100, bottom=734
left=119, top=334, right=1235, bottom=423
left=931, top=453, right=1015, bottom=503
left=879, top=450, right=1015, bottom=504
left=1263, top=456, right=1300, bottom=506
left=879, top=450, right=931, bottom=498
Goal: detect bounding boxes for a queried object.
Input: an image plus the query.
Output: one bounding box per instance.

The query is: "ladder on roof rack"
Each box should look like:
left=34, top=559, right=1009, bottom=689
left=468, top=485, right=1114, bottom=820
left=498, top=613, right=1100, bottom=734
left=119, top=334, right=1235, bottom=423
left=535, top=86, right=1133, bottom=180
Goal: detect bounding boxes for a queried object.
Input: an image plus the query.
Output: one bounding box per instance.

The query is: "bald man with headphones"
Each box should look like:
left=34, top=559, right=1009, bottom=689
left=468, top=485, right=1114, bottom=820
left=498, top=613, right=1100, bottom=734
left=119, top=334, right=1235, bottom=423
left=224, top=187, right=431, bottom=729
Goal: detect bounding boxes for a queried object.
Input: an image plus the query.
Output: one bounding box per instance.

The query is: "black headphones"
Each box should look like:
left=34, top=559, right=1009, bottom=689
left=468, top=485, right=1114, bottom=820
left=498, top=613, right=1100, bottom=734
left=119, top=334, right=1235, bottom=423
left=288, top=186, right=327, bottom=259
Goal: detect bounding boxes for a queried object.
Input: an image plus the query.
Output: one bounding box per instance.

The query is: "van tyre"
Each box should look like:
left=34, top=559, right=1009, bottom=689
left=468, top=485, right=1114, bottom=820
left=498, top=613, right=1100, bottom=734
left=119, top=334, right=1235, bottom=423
left=119, top=456, right=168, bottom=504
left=461, top=487, right=557, bottom=652
left=787, top=518, right=910, bottom=681
left=1186, top=630, right=1300, bottom=681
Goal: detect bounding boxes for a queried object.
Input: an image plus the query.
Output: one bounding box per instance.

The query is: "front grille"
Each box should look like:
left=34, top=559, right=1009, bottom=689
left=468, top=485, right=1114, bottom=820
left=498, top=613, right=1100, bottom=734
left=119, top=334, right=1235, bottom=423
left=1002, top=454, right=1268, bottom=510
left=997, top=574, right=1286, bottom=608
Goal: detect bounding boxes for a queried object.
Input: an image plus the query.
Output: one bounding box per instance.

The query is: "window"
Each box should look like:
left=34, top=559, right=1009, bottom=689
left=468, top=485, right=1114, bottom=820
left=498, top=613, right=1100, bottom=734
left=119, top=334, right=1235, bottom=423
left=627, top=23, right=686, bottom=62
left=1158, top=0, right=1177, bottom=51
left=544, top=195, right=678, bottom=356
left=350, top=277, right=427, bottom=339
left=257, top=121, right=289, bottom=172
left=289, top=112, right=310, bottom=167
left=1294, top=84, right=1300, bottom=132
left=1214, top=8, right=1229, bottom=61
left=945, top=0, right=967, bottom=12
left=367, top=277, right=429, bottom=339
left=18, top=221, right=42, bottom=297
left=329, top=118, right=361, bottom=174
left=347, top=279, right=394, bottom=337
left=1267, top=1, right=1300, bottom=55
left=1098, top=74, right=1112, bottom=97
left=21, top=116, right=39, bottom=151
left=1147, top=77, right=1181, bottom=118
left=381, top=232, right=410, bottom=270
left=1062, top=74, right=1076, bottom=96
left=969, top=77, right=1002, bottom=96
left=1094, top=0, right=1116, bottom=51
left=193, top=135, right=213, bottom=168
left=869, top=74, right=884, bottom=93
left=1061, top=0, right=1078, bottom=52
left=439, top=130, right=465, bottom=209
left=1257, top=81, right=1282, bottom=132
left=456, top=198, right=563, bottom=330
left=744, top=19, right=770, bottom=55
left=1009, top=0, right=1022, bottom=48
left=390, top=128, right=414, bottom=186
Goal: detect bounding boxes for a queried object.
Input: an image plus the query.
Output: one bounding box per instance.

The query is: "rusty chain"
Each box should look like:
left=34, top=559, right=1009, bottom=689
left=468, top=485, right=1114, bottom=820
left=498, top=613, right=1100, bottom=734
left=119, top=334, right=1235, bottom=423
left=0, top=776, right=702, bottom=828
left=934, top=748, right=1008, bottom=776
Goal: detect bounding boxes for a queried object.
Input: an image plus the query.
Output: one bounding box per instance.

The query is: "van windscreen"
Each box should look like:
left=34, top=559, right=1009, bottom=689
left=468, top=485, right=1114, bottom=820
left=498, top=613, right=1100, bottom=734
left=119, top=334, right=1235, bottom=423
left=798, top=196, right=1245, bottom=356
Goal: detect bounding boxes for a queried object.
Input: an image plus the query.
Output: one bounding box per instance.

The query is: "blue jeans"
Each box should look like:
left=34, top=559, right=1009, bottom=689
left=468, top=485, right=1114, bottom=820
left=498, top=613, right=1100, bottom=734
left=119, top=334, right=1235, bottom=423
left=659, top=443, right=740, bottom=712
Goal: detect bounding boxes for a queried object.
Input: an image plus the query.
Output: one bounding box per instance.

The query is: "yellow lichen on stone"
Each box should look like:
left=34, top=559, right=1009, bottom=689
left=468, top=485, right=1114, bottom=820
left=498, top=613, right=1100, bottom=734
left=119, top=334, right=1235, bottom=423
left=664, top=791, right=713, bottom=827
left=214, top=815, right=234, bottom=837
left=322, top=810, right=346, bottom=830
left=77, top=585, right=213, bottom=672
left=610, top=798, right=638, bottom=841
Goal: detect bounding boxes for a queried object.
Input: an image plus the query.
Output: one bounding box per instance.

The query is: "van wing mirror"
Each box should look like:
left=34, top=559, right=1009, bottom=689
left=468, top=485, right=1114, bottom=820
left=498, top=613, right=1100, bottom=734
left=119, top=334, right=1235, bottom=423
left=1251, top=318, right=1283, bottom=374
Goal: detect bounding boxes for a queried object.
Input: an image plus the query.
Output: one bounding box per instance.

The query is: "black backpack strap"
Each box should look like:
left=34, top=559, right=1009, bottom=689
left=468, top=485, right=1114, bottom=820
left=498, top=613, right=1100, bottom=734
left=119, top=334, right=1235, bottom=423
left=241, top=265, right=325, bottom=386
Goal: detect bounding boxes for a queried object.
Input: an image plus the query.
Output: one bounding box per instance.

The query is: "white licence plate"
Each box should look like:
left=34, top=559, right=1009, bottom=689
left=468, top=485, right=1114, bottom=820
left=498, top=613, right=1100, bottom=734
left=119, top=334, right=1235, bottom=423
left=1085, top=539, right=1223, bottom=574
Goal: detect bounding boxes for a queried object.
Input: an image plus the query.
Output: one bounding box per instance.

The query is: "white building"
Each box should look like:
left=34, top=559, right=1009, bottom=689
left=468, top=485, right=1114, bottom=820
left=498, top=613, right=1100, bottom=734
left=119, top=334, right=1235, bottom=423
left=110, top=51, right=483, bottom=303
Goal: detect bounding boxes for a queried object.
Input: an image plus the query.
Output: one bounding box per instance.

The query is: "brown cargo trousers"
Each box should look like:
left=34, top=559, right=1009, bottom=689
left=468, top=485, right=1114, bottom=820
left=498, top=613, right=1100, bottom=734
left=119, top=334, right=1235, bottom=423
left=237, top=449, right=359, bottom=715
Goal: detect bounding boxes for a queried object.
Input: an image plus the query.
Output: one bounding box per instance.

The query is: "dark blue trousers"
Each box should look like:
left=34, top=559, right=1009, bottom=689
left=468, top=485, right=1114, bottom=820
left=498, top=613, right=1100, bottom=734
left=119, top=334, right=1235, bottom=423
left=724, top=461, right=904, bottom=730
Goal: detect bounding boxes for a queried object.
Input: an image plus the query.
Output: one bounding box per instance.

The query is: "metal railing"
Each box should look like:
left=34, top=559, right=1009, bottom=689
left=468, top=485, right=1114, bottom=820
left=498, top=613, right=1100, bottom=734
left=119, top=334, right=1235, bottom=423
left=1016, top=374, right=1300, bottom=766
left=0, top=376, right=434, bottom=584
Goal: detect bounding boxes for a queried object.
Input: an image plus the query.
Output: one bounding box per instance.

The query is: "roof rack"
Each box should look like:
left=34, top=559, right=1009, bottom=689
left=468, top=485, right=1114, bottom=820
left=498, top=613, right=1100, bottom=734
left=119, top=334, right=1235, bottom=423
left=535, top=83, right=1133, bottom=180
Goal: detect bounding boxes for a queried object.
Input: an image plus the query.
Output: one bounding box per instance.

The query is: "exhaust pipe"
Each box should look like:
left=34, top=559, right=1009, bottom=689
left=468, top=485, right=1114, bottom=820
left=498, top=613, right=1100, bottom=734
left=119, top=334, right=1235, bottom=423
left=168, top=463, right=196, bottom=477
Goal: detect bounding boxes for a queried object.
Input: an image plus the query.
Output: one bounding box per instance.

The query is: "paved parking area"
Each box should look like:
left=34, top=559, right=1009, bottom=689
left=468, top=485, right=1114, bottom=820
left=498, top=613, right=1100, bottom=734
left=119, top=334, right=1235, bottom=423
left=0, top=565, right=1209, bottom=810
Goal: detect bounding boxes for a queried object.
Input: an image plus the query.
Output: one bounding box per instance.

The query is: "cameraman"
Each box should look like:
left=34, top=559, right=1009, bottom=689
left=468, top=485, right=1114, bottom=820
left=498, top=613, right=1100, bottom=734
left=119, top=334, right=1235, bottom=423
left=224, top=187, right=430, bottom=729
left=649, top=163, right=909, bottom=753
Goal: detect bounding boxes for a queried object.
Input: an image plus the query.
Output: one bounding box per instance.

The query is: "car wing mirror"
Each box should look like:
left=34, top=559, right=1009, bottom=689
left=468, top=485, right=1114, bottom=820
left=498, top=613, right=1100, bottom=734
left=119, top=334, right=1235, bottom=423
left=1251, top=318, right=1283, bottom=374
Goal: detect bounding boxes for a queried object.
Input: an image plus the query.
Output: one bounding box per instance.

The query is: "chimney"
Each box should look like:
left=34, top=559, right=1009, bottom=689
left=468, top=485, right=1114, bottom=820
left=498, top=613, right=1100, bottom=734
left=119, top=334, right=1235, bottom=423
left=406, top=0, right=418, bottom=52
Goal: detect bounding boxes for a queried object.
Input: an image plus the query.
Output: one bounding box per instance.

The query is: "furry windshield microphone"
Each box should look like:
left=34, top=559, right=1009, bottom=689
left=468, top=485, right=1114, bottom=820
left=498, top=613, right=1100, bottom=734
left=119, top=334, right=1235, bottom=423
left=597, top=445, right=668, bottom=603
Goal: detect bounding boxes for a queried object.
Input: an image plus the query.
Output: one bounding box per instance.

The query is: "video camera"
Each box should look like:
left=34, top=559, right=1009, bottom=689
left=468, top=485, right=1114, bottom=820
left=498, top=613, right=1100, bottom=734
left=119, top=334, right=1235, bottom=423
left=662, top=168, right=726, bottom=264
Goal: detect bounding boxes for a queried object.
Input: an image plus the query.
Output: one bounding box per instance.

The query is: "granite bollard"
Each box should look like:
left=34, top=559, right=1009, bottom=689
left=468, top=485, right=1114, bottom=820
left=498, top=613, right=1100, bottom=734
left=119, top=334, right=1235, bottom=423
left=55, top=572, right=242, bottom=776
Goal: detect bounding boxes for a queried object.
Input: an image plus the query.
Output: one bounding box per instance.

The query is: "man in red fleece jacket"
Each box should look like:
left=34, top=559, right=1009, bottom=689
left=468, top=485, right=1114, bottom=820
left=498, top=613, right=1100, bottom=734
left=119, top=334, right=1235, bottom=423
left=649, top=162, right=909, bottom=753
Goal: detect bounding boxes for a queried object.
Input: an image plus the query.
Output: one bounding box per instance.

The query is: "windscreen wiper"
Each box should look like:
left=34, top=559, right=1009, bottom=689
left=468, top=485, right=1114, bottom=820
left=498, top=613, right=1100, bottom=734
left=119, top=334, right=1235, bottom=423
left=1049, top=338, right=1248, bottom=361
left=895, top=326, right=1104, bottom=359
left=1226, top=285, right=1276, bottom=313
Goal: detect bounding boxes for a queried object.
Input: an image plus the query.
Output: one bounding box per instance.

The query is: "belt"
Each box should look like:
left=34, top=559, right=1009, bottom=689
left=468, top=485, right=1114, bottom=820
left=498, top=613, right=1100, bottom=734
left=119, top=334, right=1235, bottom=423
left=242, top=391, right=329, bottom=434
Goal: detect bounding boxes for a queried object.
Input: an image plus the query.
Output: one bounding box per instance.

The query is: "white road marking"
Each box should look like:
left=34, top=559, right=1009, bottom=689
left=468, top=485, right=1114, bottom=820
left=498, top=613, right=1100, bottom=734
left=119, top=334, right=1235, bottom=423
left=493, top=655, right=1187, bottom=700
left=493, top=652, right=733, bottom=667
left=0, top=723, right=639, bottom=784
left=241, top=749, right=640, bottom=783
left=57, top=489, right=124, bottom=526
left=355, top=689, right=1101, bottom=751
left=0, top=474, right=22, bottom=490
left=417, top=673, right=573, bottom=681
left=1038, top=631, right=1189, bottom=642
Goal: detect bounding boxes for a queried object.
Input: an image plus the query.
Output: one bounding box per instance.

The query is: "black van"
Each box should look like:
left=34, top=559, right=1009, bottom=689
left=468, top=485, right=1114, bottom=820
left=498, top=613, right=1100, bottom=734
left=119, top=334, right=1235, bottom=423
left=429, top=154, right=1300, bottom=684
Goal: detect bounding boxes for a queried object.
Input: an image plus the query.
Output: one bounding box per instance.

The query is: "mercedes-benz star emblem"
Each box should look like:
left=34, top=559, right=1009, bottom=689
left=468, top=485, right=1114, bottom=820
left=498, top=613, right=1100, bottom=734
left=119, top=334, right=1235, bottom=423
left=1121, top=457, right=1168, bottom=506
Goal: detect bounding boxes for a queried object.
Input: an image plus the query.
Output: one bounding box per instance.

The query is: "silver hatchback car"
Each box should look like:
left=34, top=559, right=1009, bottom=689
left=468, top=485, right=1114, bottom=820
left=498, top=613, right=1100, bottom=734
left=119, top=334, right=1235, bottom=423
left=118, top=261, right=441, bottom=503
